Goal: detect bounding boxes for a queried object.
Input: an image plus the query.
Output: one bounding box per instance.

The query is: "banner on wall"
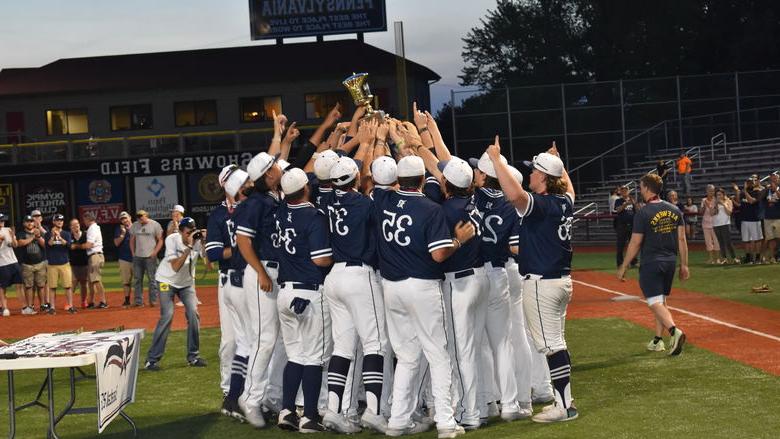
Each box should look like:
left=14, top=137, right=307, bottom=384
left=76, top=176, right=126, bottom=224
left=100, top=152, right=253, bottom=176
left=0, top=183, right=14, bottom=220
left=188, top=172, right=223, bottom=214
left=133, top=175, right=178, bottom=220
left=20, top=181, right=70, bottom=217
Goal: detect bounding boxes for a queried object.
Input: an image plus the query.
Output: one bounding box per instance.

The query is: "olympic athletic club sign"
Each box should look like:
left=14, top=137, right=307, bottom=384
left=99, top=152, right=254, bottom=176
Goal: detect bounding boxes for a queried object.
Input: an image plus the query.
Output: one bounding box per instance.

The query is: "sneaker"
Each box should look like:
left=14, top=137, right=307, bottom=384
left=459, top=422, right=481, bottom=431
left=144, top=361, right=161, bottom=371
left=221, top=397, right=237, bottom=418
left=386, top=422, right=431, bottom=436
left=299, top=416, right=326, bottom=433
left=277, top=409, right=300, bottom=431
left=1, top=308, right=9, bottom=317
left=189, top=357, right=207, bottom=367
left=323, top=409, right=361, bottom=433
left=438, top=425, right=465, bottom=439
left=239, top=398, right=266, bottom=428
left=500, top=402, right=532, bottom=421
left=175, top=301, right=184, bottom=307
left=531, top=404, right=578, bottom=423
left=66, top=306, right=78, bottom=314
left=133, top=302, right=144, bottom=307
left=81, top=300, right=88, bottom=309
left=197, top=299, right=203, bottom=305
left=487, top=401, right=500, bottom=418
left=97, top=302, right=108, bottom=309
left=361, top=410, right=388, bottom=434
left=122, top=298, right=131, bottom=307
left=46, top=306, right=56, bottom=315
left=647, top=339, right=666, bottom=352
left=21, top=306, right=36, bottom=315
left=40, top=303, right=50, bottom=312
left=149, top=302, right=157, bottom=308
left=86, top=302, right=95, bottom=309
left=668, top=329, right=686, bottom=356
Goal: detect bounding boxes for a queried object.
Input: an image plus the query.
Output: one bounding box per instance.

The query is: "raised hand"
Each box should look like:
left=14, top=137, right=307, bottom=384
left=324, top=103, right=342, bottom=127
left=400, top=121, right=423, bottom=147
left=283, top=122, right=300, bottom=143
left=357, top=119, right=377, bottom=145
left=273, top=110, right=288, bottom=134
left=376, top=122, right=389, bottom=142
left=548, top=140, right=560, bottom=157
left=413, top=102, right=427, bottom=129
left=486, top=135, right=501, bottom=161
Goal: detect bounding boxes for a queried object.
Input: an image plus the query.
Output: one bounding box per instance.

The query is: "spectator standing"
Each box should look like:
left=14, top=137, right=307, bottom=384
left=713, top=188, right=738, bottom=264
left=0, top=213, right=23, bottom=317
left=683, top=197, right=698, bottom=240
left=114, top=211, right=134, bottom=307
left=69, top=219, right=89, bottom=307
left=666, top=190, right=684, bottom=211
left=760, top=173, right=780, bottom=263
left=700, top=185, right=720, bottom=264
left=129, top=210, right=163, bottom=306
left=166, top=205, right=185, bottom=236
left=613, top=186, right=638, bottom=268
left=677, top=153, right=693, bottom=196
left=654, top=160, right=670, bottom=200
left=17, top=215, right=47, bottom=314
left=83, top=212, right=107, bottom=308
left=608, top=186, right=621, bottom=214
left=734, top=177, right=763, bottom=264
left=44, top=214, right=76, bottom=314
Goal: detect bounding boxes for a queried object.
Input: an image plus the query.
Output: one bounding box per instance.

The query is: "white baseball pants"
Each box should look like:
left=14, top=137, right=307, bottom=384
left=217, top=271, right=236, bottom=395
left=522, top=275, right=573, bottom=355
left=482, top=263, right=519, bottom=411
left=505, top=261, right=533, bottom=405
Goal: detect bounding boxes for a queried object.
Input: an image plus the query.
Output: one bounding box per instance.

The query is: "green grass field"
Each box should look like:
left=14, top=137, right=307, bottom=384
left=2, top=320, right=779, bottom=439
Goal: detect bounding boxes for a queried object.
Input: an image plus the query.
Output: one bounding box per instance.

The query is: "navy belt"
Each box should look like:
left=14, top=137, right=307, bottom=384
left=345, top=261, right=364, bottom=267
left=281, top=282, right=319, bottom=291
left=265, top=261, right=279, bottom=269
left=454, top=268, right=475, bottom=279
left=522, top=272, right=569, bottom=280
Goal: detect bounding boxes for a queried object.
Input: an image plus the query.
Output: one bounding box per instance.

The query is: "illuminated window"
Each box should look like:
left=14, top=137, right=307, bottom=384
left=240, top=96, right=282, bottom=123
left=305, top=92, right=351, bottom=119
left=46, top=108, right=88, bottom=135
left=110, top=104, right=153, bottom=131
left=175, top=100, right=217, bottom=127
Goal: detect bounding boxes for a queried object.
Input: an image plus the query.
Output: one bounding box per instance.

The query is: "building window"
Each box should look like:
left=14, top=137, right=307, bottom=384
left=240, top=96, right=282, bottom=123
left=305, top=92, right=351, bottom=119
left=45, top=109, right=88, bottom=135
left=174, top=100, right=217, bottom=127
left=110, top=104, right=153, bottom=131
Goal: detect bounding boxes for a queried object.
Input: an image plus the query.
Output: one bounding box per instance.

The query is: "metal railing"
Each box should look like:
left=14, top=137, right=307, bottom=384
left=711, top=132, right=726, bottom=159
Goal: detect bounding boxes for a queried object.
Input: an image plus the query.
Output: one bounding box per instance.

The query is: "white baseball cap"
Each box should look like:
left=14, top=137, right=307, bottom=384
left=397, top=156, right=425, bottom=178
left=314, top=150, right=340, bottom=180
left=247, top=152, right=276, bottom=181
left=281, top=168, right=309, bottom=195
left=468, top=152, right=507, bottom=178
left=524, top=152, right=564, bottom=177
left=171, top=204, right=185, bottom=214
left=507, top=165, right=523, bottom=184
left=330, top=157, right=359, bottom=186
left=218, top=164, right=238, bottom=187
left=277, top=159, right=291, bottom=172
left=371, top=156, right=397, bottom=185
left=224, top=169, right=249, bottom=198
left=437, top=157, right=473, bottom=189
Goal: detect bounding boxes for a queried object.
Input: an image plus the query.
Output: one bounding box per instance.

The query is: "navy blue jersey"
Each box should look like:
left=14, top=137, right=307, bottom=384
left=234, top=191, right=282, bottom=263
left=424, top=183, right=482, bottom=272
left=516, top=192, right=574, bottom=277
left=205, top=202, right=233, bottom=273
left=509, top=220, right=521, bottom=263
left=423, top=175, right=444, bottom=204
left=328, top=189, right=377, bottom=267
left=474, top=188, right=516, bottom=266
left=228, top=201, right=248, bottom=271
left=372, top=189, right=453, bottom=281
left=314, top=186, right=335, bottom=213
left=276, top=202, right=332, bottom=285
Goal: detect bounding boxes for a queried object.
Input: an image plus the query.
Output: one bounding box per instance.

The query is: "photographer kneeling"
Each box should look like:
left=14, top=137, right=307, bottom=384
left=145, top=217, right=207, bottom=371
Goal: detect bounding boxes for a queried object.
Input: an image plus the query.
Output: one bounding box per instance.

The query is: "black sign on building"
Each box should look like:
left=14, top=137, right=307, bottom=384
left=249, top=0, right=387, bottom=40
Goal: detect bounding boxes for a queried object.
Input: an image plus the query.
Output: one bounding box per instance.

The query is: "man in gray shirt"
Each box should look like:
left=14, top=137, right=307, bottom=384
left=618, top=174, right=689, bottom=356
left=129, top=210, right=163, bottom=306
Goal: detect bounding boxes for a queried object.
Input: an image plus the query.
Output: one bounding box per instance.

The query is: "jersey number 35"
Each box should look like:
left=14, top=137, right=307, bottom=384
left=382, top=210, right=412, bottom=246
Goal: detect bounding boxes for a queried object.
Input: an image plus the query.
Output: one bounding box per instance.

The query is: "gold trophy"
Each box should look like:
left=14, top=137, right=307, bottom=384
left=342, top=72, right=385, bottom=120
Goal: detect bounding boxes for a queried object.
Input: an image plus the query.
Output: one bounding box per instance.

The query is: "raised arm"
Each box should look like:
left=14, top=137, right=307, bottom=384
left=425, top=111, right=452, bottom=162
left=279, top=122, right=299, bottom=161
left=487, top=136, right=530, bottom=212
left=267, top=110, right=287, bottom=156
left=309, top=103, right=341, bottom=148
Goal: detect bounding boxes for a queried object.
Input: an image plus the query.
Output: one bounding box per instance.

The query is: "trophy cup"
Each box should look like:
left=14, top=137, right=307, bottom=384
left=342, top=72, right=385, bottom=121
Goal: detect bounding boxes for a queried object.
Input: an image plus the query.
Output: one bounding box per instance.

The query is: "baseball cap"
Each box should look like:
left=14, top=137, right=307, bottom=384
left=224, top=169, right=249, bottom=198
left=507, top=165, right=523, bottom=184
left=314, top=150, right=340, bottom=181
left=218, top=164, right=238, bottom=187
left=136, top=209, right=149, bottom=217
left=468, top=152, right=507, bottom=178
left=437, top=157, right=473, bottom=189
left=247, top=152, right=276, bottom=182
left=330, top=157, right=359, bottom=186
left=397, top=156, right=425, bottom=178
left=171, top=204, right=185, bottom=214
left=119, top=211, right=131, bottom=220
left=371, top=156, right=398, bottom=185
left=23, top=215, right=34, bottom=222
left=31, top=209, right=42, bottom=217
left=281, top=168, right=309, bottom=195
left=179, top=217, right=196, bottom=230
left=52, top=213, right=65, bottom=221
left=277, top=159, right=291, bottom=172
left=523, top=153, right=564, bottom=178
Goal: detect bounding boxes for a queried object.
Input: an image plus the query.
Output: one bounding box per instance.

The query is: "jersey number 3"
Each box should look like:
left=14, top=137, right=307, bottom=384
left=327, top=206, right=349, bottom=236
left=382, top=210, right=412, bottom=246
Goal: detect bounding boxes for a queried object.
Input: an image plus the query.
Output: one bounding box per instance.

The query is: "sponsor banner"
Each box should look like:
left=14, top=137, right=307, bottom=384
left=249, top=0, right=387, bottom=40
left=95, top=331, right=142, bottom=433
left=100, top=152, right=253, bottom=176
left=20, top=181, right=69, bottom=216
left=78, top=203, right=125, bottom=224
left=0, top=183, right=14, bottom=220
left=133, top=175, right=179, bottom=220
left=188, top=171, right=223, bottom=214
left=76, top=176, right=126, bottom=224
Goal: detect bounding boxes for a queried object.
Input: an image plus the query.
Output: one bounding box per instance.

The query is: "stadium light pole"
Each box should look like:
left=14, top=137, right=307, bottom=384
left=394, top=21, right=409, bottom=121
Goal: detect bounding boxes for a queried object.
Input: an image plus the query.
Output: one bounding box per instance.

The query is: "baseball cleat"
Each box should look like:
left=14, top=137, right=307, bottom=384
left=299, top=416, right=326, bottom=433
left=487, top=401, right=500, bottom=418
left=668, top=329, right=686, bottom=356
left=531, top=404, right=578, bottom=423
left=323, top=409, right=361, bottom=433
left=386, top=421, right=432, bottom=436
left=647, top=339, right=666, bottom=352
left=278, top=409, right=300, bottom=431
left=360, top=410, right=388, bottom=434
left=437, top=425, right=466, bottom=439
left=239, top=398, right=266, bottom=428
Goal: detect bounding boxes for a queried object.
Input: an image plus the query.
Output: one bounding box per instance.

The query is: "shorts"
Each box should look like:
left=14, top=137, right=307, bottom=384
left=741, top=221, right=763, bottom=242
left=639, top=260, right=676, bottom=299
left=0, top=263, right=23, bottom=289
left=763, top=219, right=780, bottom=240
left=88, top=253, right=105, bottom=283
left=47, top=263, right=72, bottom=289
left=22, top=261, right=47, bottom=289
left=71, top=265, right=88, bottom=282
left=119, top=259, right=133, bottom=286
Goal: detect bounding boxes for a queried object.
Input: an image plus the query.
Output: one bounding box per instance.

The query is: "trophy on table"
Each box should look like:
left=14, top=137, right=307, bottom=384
left=342, top=72, right=386, bottom=121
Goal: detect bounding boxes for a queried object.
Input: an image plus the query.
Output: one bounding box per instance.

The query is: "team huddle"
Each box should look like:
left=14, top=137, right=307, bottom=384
left=201, top=103, right=578, bottom=438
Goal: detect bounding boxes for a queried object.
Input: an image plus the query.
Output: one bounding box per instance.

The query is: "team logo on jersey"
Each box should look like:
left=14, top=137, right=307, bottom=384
left=88, top=180, right=112, bottom=203
left=198, top=173, right=223, bottom=203
left=287, top=212, right=292, bottom=222
left=397, top=200, right=406, bottom=209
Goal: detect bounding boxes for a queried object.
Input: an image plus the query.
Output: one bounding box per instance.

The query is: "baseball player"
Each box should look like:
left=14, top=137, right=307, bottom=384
left=310, top=149, right=340, bottom=212
left=487, top=138, right=578, bottom=423
left=274, top=167, right=334, bottom=433
left=470, top=152, right=527, bottom=420
left=206, top=165, right=240, bottom=399
left=372, top=155, right=475, bottom=439
left=234, top=152, right=286, bottom=428
left=618, top=173, right=688, bottom=356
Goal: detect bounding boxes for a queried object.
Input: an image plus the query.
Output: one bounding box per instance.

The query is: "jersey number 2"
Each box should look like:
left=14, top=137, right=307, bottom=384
left=382, top=210, right=412, bottom=246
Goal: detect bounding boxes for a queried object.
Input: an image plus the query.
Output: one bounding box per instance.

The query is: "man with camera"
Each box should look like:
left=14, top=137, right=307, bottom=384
left=145, top=217, right=207, bottom=371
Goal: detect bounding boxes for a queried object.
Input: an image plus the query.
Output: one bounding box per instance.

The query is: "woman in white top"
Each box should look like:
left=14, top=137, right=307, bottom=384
left=700, top=185, right=720, bottom=264
left=712, top=188, right=738, bottom=264
left=683, top=197, right=698, bottom=240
